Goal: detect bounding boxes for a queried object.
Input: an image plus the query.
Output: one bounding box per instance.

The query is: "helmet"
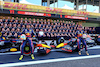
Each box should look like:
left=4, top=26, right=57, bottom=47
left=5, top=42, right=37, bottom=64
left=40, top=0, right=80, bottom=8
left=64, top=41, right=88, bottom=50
left=82, top=34, right=87, bottom=38
left=20, top=34, right=26, bottom=40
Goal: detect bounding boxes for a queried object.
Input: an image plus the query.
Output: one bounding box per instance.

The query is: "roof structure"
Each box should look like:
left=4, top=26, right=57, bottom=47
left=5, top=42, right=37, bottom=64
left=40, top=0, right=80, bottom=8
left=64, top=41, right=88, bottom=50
left=62, top=0, right=100, bottom=6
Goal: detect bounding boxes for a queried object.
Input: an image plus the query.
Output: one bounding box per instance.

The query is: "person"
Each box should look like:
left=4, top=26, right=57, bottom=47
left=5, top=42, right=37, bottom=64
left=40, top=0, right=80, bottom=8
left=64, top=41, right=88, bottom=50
left=75, top=26, right=89, bottom=55
left=19, top=24, right=36, bottom=60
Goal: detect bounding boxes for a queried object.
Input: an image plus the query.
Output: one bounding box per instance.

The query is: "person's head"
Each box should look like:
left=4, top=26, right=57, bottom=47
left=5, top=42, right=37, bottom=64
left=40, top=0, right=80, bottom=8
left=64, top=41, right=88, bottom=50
left=93, top=27, right=95, bottom=30
left=21, top=18, right=23, bottom=20
left=37, top=19, right=39, bottom=21
left=29, top=18, right=31, bottom=21
left=16, top=17, right=18, bottom=20
left=59, top=30, right=62, bottom=33
left=63, top=20, right=65, bottom=23
left=26, top=24, right=30, bottom=29
left=13, top=24, right=16, bottom=27
left=89, top=28, right=92, bottom=30
left=48, top=29, right=51, bottom=32
left=48, top=22, right=50, bottom=25
left=51, top=20, right=53, bottom=22
left=0, top=19, right=2, bottom=22
left=29, top=21, right=31, bottom=23
left=60, top=20, right=62, bottom=23
left=33, top=18, right=35, bottom=21
left=5, top=19, right=8, bottom=22
left=44, top=19, right=46, bottom=22
left=31, top=25, right=34, bottom=28
left=44, top=29, right=47, bottom=32
left=69, top=30, right=72, bottom=33
left=14, top=33, right=17, bottom=36
left=9, top=23, right=12, bottom=27
left=52, top=29, right=54, bottom=32
left=51, top=22, right=54, bottom=25
left=9, top=32, right=12, bottom=36
left=47, top=19, right=50, bottom=22
left=11, top=28, right=15, bottom=31
left=41, top=19, right=43, bottom=22
left=3, top=17, right=5, bottom=19
left=4, top=32, right=7, bottom=36
left=25, top=21, right=27, bottom=23
left=22, top=25, right=25, bottom=28
left=8, top=17, right=10, bottom=19
left=40, top=29, right=43, bottom=31
left=57, top=20, right=59, bottom=22
left=25, top=18, right=27, bottom=20
left=17, top=28, right=20, bottom=32
left=63, top=29, right=65, bottom=32
left=41, top=22, right=43, bottom=24
left=78, top=26, right=82, bottom=31
left=54, top=20, right=56, bottom=23
left=15, top=20, right=18, bottom=22
left=4, top=23, right=7, bottom=27
left=36, top=29, right=39, bottom=32
left=6, top=28, right=10, bottom=31
left=37, top=21, right=39, bottom=24
left=12, top=17, right=14, bottom=19
left=2, top=28, right=5, bottom=31
left=18, top=24, right=20, bottom=27
left=66, top=30, right=68, bottom=32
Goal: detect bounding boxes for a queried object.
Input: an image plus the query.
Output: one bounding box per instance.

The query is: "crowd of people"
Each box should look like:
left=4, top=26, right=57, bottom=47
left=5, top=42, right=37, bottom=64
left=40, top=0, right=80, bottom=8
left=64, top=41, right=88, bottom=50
left=0, top=17, right=96, bottom=40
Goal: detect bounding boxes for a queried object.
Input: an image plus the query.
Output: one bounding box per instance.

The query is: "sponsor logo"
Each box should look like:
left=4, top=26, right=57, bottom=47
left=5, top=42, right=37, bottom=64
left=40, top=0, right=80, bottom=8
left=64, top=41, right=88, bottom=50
left=77, top=11, right=89, bottom=16
left=4, top=2, right=33, bottom=11
left=46, top=7, right=63, bottom=13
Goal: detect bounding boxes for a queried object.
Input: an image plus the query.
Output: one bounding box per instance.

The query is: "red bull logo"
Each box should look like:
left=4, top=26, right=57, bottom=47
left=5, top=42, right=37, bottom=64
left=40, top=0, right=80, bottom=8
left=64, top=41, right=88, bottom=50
left=78, top=34, right=82, bottom=37
left=26, top=33, right=31, bottom=37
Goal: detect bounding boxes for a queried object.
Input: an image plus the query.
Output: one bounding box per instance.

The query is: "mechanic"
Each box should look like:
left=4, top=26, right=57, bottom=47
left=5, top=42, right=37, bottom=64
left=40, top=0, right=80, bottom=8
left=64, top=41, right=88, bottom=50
left=19, top=23, right=36, bottom=60
left=75, top=26, right=89, bottom=55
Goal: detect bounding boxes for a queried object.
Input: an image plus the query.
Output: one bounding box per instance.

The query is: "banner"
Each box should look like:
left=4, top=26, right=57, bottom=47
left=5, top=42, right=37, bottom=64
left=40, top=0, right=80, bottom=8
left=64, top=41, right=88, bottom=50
left=0, top=1, right=100, bottom=18
left=65, top=15, right=88, bottom=20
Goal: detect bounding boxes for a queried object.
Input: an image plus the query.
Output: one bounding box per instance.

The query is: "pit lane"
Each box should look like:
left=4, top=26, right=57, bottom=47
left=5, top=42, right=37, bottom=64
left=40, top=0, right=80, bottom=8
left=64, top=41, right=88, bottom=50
left=0, top=46, right=100, bottom=67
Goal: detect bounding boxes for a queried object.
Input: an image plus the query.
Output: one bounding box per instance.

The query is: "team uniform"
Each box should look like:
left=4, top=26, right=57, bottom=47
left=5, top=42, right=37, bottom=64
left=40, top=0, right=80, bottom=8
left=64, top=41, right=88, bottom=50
left=75, top=30, right=89, bottom=55
left=19, top=29, right=36, bottom=60
left=21, top=29, right=36, bottom=54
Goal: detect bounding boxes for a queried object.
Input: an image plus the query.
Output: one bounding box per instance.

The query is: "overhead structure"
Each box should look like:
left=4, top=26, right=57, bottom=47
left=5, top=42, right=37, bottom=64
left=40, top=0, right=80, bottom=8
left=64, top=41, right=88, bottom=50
left=42, top=0, right=58, bottom=7
left=62, top=0, right=100, bottom=13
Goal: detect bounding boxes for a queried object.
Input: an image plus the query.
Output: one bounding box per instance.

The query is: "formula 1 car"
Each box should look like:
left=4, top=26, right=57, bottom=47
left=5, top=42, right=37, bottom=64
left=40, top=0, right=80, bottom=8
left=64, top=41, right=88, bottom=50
left=0, top=36, right=22, bottom=52
left=86, top=37, right=96, bottom=47
left=95, top=35, right=100, bottom=45
left=0, top=35, right=51, bottom=55
left=37, top=40, right=51, bottom=54
left=50, top=37, right=78, bottom=52
left=51, top=36, right=95, bottom=53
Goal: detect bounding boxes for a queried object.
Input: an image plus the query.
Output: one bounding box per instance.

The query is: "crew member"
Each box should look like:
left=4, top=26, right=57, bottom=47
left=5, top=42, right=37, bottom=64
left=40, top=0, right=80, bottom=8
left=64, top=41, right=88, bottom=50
left=19, top=24, right=36, bottom=60
left=75, top=26, right=89, bottom=55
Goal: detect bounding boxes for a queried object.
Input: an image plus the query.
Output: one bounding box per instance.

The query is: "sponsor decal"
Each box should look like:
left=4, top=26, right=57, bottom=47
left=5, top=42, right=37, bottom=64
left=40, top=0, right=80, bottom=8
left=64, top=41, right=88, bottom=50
left=77, top=11, right=89, bottom=16
left=4, top=2, right=33, bottom=11
left=65, top=15, right=88, bottom=20
left=46, top=7, right=62, bottom=13
left=17, top=11, right=51, bottom=17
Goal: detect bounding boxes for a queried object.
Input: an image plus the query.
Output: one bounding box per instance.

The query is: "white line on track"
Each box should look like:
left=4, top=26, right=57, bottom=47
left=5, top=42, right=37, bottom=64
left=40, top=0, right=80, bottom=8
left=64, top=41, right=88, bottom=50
left=1, top=54, right=100, bottom=67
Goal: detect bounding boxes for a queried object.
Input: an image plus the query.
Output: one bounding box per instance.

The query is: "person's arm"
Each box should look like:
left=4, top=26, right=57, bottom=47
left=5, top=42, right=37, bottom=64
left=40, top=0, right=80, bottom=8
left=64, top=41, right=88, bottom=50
left=75, top=31, right=78, bottom=39
left=32, top=30, right=36, bottom=37
left=21, top=29, right=25, bottom=34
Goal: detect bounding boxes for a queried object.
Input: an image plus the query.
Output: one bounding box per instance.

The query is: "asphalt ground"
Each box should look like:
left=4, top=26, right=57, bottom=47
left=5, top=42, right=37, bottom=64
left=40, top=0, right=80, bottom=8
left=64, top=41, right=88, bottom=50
left=0, top=47, right=100, bottom=67
left=17, top=57, right=100, bottom=67
left=0, top=39, right=100, bottom=67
